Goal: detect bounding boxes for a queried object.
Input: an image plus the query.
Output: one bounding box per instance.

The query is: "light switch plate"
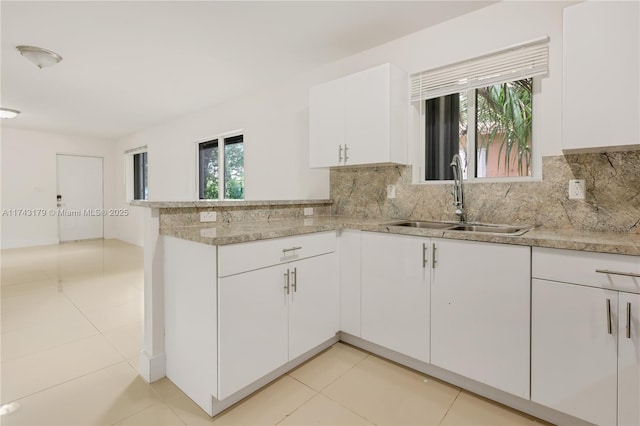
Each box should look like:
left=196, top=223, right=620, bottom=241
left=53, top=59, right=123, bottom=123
left=200, top=211, right=217, bottom=222
left=568, top=179, right=586, bottom=200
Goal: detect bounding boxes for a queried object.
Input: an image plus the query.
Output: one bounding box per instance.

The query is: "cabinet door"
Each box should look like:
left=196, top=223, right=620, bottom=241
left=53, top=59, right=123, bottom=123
left=164, top=236, right=217, bottom=413
left=288, top=253, right=339, bottom=360
left=361, top=233, right=430, bottom=362
left=309, top=78, right=345, bottom=168
left=431, top=240, right=530, bottom=398
left=218, top=266, right=288, bottom=399
left=344, top=64, right=390, bottom=166
left=531, top=279, right=618, bottom=426
left=619, top=291, right=640, bottom=426
left=562, top=1, right=639, bottom=151
left=339, top=230, right=361, bottom=336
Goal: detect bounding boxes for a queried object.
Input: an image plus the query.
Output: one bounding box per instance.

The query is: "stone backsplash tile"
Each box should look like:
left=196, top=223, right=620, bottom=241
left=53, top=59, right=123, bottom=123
left=330, top=151, right=640, bottom=234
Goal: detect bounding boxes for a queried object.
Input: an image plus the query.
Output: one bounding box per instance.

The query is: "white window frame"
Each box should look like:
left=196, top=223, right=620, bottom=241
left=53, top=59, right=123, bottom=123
left=415, top=77, right=542, bottom=184
left=411, top=37, right=548, bottom=184
left=195, top=129, right=244, bottom=201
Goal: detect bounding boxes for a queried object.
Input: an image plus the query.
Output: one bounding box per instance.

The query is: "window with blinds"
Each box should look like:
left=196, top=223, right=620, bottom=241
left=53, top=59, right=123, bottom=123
left=414, top=37, right=548, bottom=181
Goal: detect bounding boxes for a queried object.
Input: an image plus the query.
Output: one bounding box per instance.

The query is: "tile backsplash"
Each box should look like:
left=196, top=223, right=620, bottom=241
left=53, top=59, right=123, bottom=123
left=330, top=151, right=640, bottom=234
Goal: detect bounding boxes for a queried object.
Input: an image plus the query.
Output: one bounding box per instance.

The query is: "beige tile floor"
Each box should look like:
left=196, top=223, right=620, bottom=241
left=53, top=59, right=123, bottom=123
left=1, top=239, right=550, bottom=426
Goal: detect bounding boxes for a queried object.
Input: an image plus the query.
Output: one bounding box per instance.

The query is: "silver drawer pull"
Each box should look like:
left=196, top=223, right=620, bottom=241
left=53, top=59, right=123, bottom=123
left=422, top=243, right=427, bottom=268
left=284, top=269, right=290, bottom=295
left=283, top=246, right=302, bottom=254
left=627, top=302, right=632, bottom=339
left=432, top=243, right=437, bottom=269
left=606, top=298, right=613, bottom=335
left=595, top=269, right=640, bottom=278
left=291, top=267, right=297, bottom=292
left=338, top=145, right=343, bottom=163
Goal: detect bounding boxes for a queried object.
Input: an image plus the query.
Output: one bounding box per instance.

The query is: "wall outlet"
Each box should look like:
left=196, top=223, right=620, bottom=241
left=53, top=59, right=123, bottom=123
left=568, top=179, right=586, bottom=200
left=304, top=207, right=313, bottom=216
left=200, top=211, right=217, bottom=222
left=387, top=185, right=396, bottom=199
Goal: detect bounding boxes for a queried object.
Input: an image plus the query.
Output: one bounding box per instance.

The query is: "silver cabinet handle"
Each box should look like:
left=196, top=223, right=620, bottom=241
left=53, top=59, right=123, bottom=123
left=627, top=302, right=632, bottom=339
left=291, top=267, right=297, bottom=292
left=595, top=269, right=640, bottom=278
left=283, top=246, right=302, bottom=254
left=284, top=269, right=290, bottom=295
left=606, top=298, right=613, bottom=334
left=432, top=243, right=437, bottom=269
left=422, top=243, right=428, bottom=268
left=343, top=144, right=349, bottom=163
left=338, top=145, right=343, bottom=164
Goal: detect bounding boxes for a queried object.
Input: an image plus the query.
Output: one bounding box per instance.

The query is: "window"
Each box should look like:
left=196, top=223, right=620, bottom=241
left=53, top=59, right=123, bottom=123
left=412, top=37, right=548, bottom=182
left=198, top=133, right=244, bottom=200
left=424, top=79, right=532, bottom=180
left=133, top=152, right=148, bottom=200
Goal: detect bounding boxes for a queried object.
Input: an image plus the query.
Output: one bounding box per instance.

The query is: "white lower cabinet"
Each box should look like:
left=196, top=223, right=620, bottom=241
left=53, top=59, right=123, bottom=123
left=531, top=279, right=618, bottom=425
left=339, top=230, right=361, bottom=337
left=164, top=236, right=218, bottom=415
left=361, top=232, right=430, bottom=362
left=531, top=247, right=640, bottom=426
left=430, top=239, right=531, bottom=398
left=218, top=252, right=338, bottom=399
left=618, top=292, right=640, bottom=426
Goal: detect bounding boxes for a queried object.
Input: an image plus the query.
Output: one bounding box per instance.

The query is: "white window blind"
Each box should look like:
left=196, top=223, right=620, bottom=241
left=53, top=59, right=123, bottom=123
left=410, top=36, right=549, bottom=102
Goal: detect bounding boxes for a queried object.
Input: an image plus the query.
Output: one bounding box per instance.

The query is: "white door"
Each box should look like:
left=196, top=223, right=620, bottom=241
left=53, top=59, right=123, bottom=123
left=361, top=232, right=430, bottom=362
left=56, top=155, right=103, bottom=242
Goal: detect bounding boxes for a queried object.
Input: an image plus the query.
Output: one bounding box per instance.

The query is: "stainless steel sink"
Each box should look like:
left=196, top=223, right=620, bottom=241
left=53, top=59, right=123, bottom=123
left=385, top=220, right=530, bottom=235
left=448, top=224, right=529, bottom=235
left=386, top=221, right=457, bottom=229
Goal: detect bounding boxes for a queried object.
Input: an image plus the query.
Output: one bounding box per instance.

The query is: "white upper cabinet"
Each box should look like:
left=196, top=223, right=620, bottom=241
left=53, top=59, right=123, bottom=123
left=562, top=1, right=640, bottom=152
left=309, top=63, right=408, bottom=167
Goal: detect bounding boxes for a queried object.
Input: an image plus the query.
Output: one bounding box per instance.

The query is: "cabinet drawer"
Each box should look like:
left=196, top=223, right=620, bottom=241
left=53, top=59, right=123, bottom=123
left=532, top=247, right=640, bottom=294
left=218, top=231, right=336, bottom=277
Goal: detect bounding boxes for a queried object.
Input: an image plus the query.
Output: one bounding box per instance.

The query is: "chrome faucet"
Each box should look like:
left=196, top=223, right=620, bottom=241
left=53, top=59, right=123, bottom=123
left=450, top=154, right=465, bottom=222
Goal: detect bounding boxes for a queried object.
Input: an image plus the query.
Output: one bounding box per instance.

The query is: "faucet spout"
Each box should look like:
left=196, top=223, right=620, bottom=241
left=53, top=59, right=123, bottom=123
left=450, top=154, right=465, bottom=222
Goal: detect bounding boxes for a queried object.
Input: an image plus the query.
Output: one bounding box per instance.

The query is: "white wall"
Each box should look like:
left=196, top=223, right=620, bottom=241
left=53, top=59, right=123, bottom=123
left=0, top=127, right=117, bottom=249
left=110, top=1, right=567, bottom=239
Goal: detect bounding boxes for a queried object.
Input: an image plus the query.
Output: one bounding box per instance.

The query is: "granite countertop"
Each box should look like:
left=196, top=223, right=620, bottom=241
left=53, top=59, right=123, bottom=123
left=160, top=216, right=640, bottom=256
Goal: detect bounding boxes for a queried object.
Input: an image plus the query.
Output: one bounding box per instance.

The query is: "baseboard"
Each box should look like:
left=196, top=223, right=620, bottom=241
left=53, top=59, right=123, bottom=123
left=138, top=350, right=166, bottom=383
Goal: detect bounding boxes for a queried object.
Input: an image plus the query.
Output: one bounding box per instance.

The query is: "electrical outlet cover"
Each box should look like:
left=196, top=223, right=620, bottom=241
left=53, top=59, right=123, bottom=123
left=200, top=211, right=217, bottom=222
left=568, top=179, right=586, bottom=200
left=387, top=185, right=396, bottom=199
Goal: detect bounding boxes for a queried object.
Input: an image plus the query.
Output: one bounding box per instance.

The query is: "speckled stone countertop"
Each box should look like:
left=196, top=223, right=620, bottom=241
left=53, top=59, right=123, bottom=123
left=160, top=216, right=640, bottom=256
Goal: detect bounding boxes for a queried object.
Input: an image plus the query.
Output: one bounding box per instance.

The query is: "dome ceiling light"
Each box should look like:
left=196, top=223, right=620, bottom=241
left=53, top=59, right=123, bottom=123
left=0, top=108, right=21, bottom=119
left=16, top=45, right=63, bottom=69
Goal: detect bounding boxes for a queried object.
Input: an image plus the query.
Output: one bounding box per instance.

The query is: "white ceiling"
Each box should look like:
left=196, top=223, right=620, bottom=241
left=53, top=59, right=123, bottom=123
left=1, top=1, right=494, bottom=140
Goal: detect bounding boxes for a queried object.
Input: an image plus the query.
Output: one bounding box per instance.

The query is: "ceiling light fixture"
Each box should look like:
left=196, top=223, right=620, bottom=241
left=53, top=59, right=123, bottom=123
left=0, top=108, right=21, bottom=119
left=16, top=45, right=63, bottom=69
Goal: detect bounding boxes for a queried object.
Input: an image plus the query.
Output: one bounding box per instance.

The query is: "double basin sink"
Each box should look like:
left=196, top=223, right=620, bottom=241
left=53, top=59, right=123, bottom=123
left=386, top=220, right=530, bottom=236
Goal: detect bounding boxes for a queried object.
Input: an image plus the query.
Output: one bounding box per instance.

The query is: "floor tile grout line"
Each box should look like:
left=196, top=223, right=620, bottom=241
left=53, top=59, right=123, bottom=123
left=2, top=359, right=127, bottom=406
left=273, top=379, right=318, bottom=426
left=437, top=388, right=462, bottom=425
